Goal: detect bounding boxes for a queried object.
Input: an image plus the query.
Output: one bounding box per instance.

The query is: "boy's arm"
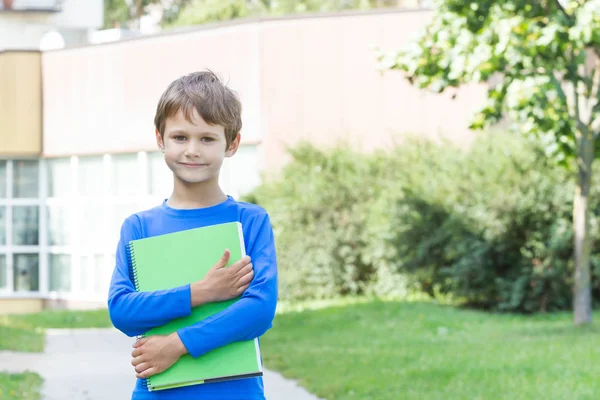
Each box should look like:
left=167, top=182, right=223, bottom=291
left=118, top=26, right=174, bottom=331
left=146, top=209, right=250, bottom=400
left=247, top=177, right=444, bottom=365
left=176, top=213, right=278, bottom=359
left=107, top=215, right=192, bottom=337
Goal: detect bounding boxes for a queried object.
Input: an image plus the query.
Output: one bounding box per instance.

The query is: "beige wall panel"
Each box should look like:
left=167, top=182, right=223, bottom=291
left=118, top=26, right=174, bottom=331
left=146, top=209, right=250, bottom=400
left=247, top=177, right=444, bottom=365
left=0, top=298, right=44, bottom=315
left=0, top=52, right=42, bottom=156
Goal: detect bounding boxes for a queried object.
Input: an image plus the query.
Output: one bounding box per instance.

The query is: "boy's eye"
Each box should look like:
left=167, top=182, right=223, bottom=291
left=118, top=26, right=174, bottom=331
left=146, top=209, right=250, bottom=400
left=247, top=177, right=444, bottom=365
left=201, top=137, right=215, bottom=142
left=174, top=136, right=186, bottom=141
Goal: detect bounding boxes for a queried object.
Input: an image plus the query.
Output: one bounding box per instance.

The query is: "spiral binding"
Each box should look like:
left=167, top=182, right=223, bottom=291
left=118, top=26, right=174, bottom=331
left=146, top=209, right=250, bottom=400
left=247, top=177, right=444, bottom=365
left=126, top=242, right=140, bottom=292
left=127, top=241, right=148, bottom=390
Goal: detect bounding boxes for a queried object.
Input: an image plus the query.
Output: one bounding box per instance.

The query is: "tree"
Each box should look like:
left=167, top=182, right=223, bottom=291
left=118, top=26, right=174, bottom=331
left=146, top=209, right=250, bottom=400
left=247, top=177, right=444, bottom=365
left=103, top=0, right=130, bottom=28
left=377, top=0, right=600, bottom=325
left=103, top=0, right=192, bottom=29
left=104, top=0, right=427, bottom=29
left=164, top=0, right=424, bottom=28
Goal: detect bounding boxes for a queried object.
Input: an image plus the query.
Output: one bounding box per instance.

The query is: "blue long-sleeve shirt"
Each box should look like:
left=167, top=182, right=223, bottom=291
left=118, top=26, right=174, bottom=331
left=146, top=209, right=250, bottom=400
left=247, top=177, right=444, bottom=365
left=107, top=196, right=278, bottom=400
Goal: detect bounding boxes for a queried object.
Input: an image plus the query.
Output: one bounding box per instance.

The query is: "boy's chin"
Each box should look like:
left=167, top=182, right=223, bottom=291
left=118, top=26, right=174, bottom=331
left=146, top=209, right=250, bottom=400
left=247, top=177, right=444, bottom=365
left=174, top=173, right=215, bottom=185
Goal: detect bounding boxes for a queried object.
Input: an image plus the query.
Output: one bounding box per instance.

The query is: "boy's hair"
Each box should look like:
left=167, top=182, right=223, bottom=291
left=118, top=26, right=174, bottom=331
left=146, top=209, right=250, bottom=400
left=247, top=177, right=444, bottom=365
left=154, top=70, right=242, bottom=148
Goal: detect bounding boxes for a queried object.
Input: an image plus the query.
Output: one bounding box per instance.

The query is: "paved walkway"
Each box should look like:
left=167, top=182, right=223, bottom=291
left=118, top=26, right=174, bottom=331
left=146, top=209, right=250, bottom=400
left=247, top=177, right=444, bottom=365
left=0, top=328, right=321, bottom=400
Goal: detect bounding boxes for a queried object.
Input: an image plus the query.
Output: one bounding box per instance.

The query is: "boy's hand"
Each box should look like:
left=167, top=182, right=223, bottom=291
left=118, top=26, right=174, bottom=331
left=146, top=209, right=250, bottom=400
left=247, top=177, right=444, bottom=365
left=131, top=333, right=187, bottom=379
left=190, top=250, right=254, bottom=307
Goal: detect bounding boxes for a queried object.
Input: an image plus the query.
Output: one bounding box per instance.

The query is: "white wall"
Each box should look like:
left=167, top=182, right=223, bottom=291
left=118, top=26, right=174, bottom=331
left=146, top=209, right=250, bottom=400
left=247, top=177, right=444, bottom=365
left=42, top=22, right=263, bottom=156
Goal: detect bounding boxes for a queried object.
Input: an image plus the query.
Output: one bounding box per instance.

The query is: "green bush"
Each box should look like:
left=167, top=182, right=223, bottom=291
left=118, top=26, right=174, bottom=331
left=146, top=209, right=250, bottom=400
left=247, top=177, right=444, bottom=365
left=245, top=143, right=394, bottom=300
left=244, top=133, right=600, bottom=313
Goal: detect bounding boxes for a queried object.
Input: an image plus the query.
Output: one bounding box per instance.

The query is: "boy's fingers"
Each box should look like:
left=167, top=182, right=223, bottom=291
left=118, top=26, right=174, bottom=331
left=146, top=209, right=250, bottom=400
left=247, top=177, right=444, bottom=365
left=213, top=250, right=231, bottom=269
left=133, top=338, right=147, bottom=348
left=131, top=347, right=144, bottom=358
left=134, top=362, right=151, bottom=374
left=231, top=256, right=251, bottom=271
left=131, top=355, right=147, bottom=366
left=236, top=269, right=254, bottom=286
left=137, top=367, right=158, bottom=379
left=233, top=263, right=253, bottom=279
left=237, top=283, right=250, bottom=295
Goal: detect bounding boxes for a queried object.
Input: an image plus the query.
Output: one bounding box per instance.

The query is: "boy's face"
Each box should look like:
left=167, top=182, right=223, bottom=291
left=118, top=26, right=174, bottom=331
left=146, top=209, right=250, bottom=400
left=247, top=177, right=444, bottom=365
left=156, top=108, right=239, bottom=186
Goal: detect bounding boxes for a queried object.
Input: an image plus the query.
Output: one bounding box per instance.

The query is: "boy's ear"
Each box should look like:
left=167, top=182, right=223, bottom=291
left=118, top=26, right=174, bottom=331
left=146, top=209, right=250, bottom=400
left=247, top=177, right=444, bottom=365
left=225, top=133, right=241, bottom=158
left=155, top=129, right=165, bottom=152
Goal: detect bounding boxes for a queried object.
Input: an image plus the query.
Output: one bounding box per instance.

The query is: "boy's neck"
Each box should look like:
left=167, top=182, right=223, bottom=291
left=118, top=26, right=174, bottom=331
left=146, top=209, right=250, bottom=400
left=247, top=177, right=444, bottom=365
left=167, top=178, right=228, bottom=209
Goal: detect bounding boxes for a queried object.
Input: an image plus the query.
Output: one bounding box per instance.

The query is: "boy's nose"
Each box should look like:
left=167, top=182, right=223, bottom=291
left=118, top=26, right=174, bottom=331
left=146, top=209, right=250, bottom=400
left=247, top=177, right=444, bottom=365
left=184, top=142, right=201, bottom=157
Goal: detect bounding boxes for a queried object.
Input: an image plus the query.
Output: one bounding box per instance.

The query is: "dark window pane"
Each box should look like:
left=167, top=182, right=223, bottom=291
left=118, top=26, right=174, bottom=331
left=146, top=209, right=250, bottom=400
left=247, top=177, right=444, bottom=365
left=0, top=207, right=5, bottom=246
left=0, top=161, right=6, bottom=198
left=48, top=206, right=69, bottom=246
left=48, top=158, right=72, bottom=197
left=148, top=152, right=171, bottom=197
left=14, top=254, right=39, bottom=291
left=0, top=255, right=6, bottom=289
left=13, top=206, right=39, bottom=246
left=112, top=154, right=140, bottom=196
left=13, top=160, right=39, bottom=198
left=79, top=157, right=104, bottom=196
left=49, top=254, right=71, bottom=292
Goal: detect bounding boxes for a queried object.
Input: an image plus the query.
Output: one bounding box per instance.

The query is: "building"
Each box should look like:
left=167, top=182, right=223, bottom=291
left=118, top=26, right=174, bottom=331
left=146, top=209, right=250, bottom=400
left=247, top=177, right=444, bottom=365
left=0, top=0, right=103, bottom=50
left=0, top=8, right=485, bottom=313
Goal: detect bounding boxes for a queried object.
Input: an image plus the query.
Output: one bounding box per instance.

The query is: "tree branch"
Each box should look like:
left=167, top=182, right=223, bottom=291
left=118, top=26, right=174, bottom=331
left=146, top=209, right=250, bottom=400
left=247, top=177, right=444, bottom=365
left=554, top=0, right=570, bottom=19
left=591, top=60, right=600, bottom=137
left=549, top=72, right=569, bottom=107
left=555, top=0, right=600, bottom=60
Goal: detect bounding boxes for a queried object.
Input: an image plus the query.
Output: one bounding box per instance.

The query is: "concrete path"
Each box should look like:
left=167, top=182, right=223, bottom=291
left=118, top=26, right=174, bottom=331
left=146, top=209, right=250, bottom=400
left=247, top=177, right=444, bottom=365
left=0, top=328, right=321, bottom=400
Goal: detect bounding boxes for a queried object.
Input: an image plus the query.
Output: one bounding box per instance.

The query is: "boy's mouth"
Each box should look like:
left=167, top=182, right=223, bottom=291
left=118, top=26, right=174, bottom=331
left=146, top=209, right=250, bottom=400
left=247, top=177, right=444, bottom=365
left=179, top=162, right=208, bottom=168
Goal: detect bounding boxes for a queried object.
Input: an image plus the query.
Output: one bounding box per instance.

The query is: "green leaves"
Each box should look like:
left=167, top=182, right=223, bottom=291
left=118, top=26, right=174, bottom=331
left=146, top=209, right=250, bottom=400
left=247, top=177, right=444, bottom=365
left=377, top=0, right=600, bottom=165
left=243, top=133, right=600, bottom=312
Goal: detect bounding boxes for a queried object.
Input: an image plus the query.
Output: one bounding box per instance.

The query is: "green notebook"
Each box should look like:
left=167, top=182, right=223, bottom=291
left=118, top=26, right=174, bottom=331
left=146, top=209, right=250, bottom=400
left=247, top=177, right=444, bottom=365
left=128, top=221, right=262, bottom=392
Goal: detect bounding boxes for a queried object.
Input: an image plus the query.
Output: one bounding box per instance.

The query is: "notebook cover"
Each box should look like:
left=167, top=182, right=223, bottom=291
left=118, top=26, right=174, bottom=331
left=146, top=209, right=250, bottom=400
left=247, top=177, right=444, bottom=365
left=128, top=221, right=262, bottom=391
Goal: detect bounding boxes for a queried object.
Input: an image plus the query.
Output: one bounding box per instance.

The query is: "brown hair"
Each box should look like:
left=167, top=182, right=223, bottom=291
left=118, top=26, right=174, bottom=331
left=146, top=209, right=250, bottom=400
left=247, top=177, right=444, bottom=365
left=154, top=70, right=242, bottom=148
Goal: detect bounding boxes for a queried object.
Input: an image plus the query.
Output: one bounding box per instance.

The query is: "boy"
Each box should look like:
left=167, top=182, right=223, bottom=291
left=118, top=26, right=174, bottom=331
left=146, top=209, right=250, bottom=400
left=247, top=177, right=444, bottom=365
left=107, top=70, right=278, bottom=400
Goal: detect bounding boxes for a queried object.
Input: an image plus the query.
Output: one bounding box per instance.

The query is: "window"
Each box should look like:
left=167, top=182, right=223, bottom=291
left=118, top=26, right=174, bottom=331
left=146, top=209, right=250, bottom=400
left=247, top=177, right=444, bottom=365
left=112, top=154, right=141, bottom=196
left=14, top=254, right=39, bottom=291
left=13, top=206, right=39, bottom=246
left=48, top=158, right=72, bottom=197
left=94, top=255, right=108, bottom=295
left=111, top=204, right=138, bottom=238
left=78, top=205, right=107, bottom=249
left=79, top=157, right=104, bottom=196
left=148, top=152, right=172, bottom=197
left=0, top=255, right=6, bottom=289
left=13, top=160, right=39, bottom=198
left=49, top=254, right=71, bottom=292
left=0, top=207, right=5, bottom=246
left=225, top=145, right=260, bottom=197
left=80, top=254, right=107, bottom=294
left=0, top=161, right=6, bottom=198
left=48, top=206, right=69, bottom=246
left=112, top=154, right=145, bottom=196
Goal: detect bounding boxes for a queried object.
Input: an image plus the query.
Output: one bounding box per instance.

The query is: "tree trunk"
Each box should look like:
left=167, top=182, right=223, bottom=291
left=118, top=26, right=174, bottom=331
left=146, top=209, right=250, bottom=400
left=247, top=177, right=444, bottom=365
left=573, top=132, right=594, bottom=325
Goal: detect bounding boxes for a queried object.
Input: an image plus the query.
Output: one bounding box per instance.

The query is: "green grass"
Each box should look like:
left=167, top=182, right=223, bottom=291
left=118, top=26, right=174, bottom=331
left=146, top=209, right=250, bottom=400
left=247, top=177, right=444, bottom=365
left=0, top=309, right=110, bottom=399
left=0, top=309, right=111, bottom=352
left=260, top=299, right=600, bottom=400
left=4, top=301, right=600, bottom=399
left=0, top=372, right=43, bottom=400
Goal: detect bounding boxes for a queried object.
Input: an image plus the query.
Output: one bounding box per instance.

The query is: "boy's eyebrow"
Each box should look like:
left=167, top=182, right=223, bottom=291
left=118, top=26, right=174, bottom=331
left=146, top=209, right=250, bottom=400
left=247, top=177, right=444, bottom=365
left=167, top=129, right=220, bottom=136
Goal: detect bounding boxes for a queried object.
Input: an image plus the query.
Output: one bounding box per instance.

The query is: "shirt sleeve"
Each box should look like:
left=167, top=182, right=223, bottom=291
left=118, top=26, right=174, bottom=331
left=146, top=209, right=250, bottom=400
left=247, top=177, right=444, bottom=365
left=107, top=215, right=192, bottom=337
left=176, top=213, right=279, bottom=358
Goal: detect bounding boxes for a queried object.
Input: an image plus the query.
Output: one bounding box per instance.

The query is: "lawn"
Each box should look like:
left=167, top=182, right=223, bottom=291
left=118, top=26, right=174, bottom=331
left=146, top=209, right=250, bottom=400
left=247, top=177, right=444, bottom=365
left=0, top=309, right=112, bottom=399
left=260, top=299, right=600, bottom=400
left=0, top=309, right=111, bottom=352
left=3, top=301, right=600, bottom=399
left=0, top=372, right=43, bottom=400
